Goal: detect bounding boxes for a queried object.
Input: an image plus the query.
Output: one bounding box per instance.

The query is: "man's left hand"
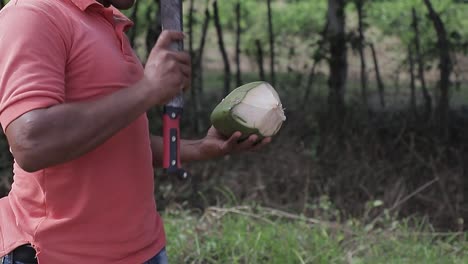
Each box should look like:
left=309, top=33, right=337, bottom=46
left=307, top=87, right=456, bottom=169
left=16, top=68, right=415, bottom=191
left=197, top=126, right=272, bottom=160
left=150, top=127, right=272, bottom=166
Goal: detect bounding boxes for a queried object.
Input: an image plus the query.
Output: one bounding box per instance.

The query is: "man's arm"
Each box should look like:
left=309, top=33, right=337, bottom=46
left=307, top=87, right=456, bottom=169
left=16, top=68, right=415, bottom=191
left=5, top=31, right=191, bottom=172
left=150, top=127, right=272, bottom=167
left=151, top=135, right=213, bottom=166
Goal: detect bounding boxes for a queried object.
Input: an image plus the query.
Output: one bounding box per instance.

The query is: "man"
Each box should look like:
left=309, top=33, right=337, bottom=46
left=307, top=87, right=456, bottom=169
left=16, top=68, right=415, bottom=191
left=0, top=0, right=270, bottom=263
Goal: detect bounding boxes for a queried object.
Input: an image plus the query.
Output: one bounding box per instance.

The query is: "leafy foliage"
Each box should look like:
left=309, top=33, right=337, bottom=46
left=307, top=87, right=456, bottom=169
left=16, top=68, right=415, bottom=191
left=119, top=0, right=467, bottom=68
left=368, top=0, right=468, bottom=55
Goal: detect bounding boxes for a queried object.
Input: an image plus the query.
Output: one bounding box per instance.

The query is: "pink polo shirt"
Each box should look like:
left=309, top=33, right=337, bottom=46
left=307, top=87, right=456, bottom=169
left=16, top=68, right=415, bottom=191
left=0, top=0, right=166, bottom=263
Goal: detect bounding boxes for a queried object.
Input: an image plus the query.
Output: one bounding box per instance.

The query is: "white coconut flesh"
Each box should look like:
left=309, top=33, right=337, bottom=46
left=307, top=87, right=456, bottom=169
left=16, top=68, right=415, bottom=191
left=231, top=83, right=286, bottom=136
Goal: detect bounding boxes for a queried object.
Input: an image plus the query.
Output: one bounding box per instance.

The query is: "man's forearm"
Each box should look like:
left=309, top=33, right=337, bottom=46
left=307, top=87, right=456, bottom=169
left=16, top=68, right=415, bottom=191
left=6, top=80, right=154, bottom=172
left=150, top=135, right=204, bottom=167
left=150, top=127, right=269, bottom=168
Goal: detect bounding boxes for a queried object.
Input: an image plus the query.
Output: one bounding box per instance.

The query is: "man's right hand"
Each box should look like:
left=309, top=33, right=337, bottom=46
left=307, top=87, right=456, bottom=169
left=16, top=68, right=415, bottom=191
left=143, top=30, right=191, bottom=106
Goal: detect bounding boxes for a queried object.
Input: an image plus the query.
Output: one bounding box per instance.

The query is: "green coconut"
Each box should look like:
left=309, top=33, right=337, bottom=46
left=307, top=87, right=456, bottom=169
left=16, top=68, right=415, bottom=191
left=210, top=81, right=286, bottom=139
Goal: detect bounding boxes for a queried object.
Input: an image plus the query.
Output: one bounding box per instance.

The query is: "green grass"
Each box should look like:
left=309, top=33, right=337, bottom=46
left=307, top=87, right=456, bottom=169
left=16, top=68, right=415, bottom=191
left=162, top=207, right=467, bottom=264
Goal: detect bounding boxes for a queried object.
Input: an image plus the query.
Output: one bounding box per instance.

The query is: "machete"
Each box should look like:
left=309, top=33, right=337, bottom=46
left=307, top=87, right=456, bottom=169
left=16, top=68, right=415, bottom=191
left=160, top=0, right=189, bottom=180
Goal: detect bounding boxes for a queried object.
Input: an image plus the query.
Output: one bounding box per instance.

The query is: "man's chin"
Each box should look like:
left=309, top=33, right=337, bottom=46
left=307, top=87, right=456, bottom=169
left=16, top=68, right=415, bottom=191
left=111, top=1, right=135, bottom=10
left=101, top=0, right=112, bottom=8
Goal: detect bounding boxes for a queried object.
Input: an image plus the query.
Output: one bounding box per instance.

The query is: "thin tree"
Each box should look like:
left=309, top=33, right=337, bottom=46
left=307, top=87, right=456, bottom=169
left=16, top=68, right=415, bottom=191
left=213, top=0, right=231, bottom=96
left=302, top=60, right=319, bottom=106
left=369, top=43, right=385, bottom=108
left=255, top=39, right=266, bottom=81
left=187, top=0, right=202, bottom=133
left=423, top=0, right=451, bottom=139
left=235, top=1, right=242, bottom=87
left=327, top=0, right=347, bottom=128
left=128, top=0, right=141, bottom=48
left=188, top=0, right=195, bottom=61
left=195, top=8, right=212, bottom=94
left=267, top=0, right=276, bottom=87
left=355, top=0, right=368, bottom=111
left=145, top=0, right=162, bottom=58
left=412, top=7, right=432, bottom=118
left=303, top=22, right=328, bottom=105
left=408, top=44, right=417, bottom=116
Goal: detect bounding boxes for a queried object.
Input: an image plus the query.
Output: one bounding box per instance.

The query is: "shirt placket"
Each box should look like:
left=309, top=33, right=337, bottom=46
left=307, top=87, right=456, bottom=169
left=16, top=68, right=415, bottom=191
left=95, top=8, right=134, bottom=60
left=114, top=18, right=135, bottom=59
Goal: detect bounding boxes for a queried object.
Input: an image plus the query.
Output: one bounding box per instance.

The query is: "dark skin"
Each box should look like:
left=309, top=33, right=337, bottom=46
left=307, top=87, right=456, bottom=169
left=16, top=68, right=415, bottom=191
left=5, top=2, right=271, bottom=172
left=98, top=0, right=134, bottom=10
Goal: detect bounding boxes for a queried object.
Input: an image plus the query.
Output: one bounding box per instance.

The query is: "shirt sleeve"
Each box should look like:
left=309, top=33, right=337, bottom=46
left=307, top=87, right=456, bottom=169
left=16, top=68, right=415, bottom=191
left=0, top=4, right=68, bottom=130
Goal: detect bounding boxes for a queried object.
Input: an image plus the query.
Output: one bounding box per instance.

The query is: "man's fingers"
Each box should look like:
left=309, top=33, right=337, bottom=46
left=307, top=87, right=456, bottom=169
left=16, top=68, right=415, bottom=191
left=222, top=132, right=242, bottom=152
left=251, top=137, right=272, bottom=152
left=155, top=30, right=185, bottom=49
left=237, top=134, right=259, bottom=150
left=179, top=63, right=191, bottom=78
left=169, top=51, right=191, bottom=65
left=182, top=76, right=191, bottom=92
left=216, top=132, right=271, bottom=157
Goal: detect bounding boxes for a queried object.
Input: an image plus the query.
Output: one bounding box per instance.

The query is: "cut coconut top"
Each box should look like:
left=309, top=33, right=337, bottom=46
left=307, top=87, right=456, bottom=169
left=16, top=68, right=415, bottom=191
left=231, top=82, right=286, bottom=136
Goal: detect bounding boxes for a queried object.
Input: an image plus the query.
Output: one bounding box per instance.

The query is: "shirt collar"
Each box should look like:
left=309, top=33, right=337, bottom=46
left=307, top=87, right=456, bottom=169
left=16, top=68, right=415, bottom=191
left=69, top=0, right=101, bottom=11
left=69, top=0, right=134, bottom=30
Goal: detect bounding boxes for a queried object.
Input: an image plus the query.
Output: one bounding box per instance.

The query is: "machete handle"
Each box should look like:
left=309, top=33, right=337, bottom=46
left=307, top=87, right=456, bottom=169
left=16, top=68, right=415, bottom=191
left=162, top=106, right=189, bottom=180
left=161, top=0, right=190, bottom=180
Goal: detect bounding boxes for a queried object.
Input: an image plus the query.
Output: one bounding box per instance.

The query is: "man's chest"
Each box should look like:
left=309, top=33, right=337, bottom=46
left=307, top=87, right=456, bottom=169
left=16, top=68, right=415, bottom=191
left=64, top=9, right=143, bottom=102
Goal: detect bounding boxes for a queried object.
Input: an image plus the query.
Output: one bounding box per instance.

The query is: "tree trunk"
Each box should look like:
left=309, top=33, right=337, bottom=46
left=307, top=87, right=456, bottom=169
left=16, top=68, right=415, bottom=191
left=196, top=8, right=211, bottom=95
left=369, top=43, right=385, bottom=108
left=255, top=39, right=266, bottom=81
left=303, top=22, right=328, bottom=105
left=412, top=7, right=432, bottom=118
left=235, top=2, right=242, bottom=87
left=286, top=46, right=294, bottom=74
left=187, top=0, right=202, bottom=133
left=408, top=44, right=417, bottom=116
left=188, top=0, right=194, bottom=59
left=393, top=68, right=401, bottom=95
left=267, top=0, right=276, bottom=87
left=213, top=1, right=231, bottom=96
left=302, top=60, right=318, bottom=106
left=327, top=0, right=347, bottom=128
left=423, top=0, right=451, bottom=139
left=356, top=0, right=368, bottom=111
left=145, top=0, right=162, bottom=59
left=128, top=0, right=141, bottom=48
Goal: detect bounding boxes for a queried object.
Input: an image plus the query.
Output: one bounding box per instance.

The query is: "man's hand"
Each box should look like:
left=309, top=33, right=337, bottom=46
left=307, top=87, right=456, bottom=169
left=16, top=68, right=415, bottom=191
left=194, top=126, right=272, bottom=161
left=150, top=127, right=272, bottom=167
left=143, top=30, right=191, bottom=106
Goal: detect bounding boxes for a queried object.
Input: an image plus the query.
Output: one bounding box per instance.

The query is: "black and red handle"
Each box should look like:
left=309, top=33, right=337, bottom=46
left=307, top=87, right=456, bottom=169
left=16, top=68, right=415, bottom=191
left=161, top=0, right=189, bottom=179
left=163, top=106, right=188, bottom=179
